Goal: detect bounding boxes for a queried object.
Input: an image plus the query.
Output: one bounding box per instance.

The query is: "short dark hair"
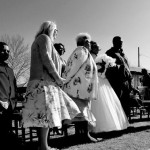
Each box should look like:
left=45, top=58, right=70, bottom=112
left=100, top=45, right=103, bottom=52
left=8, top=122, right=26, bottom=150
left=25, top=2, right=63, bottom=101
left=90, top=41, right=97, bottom=49
left=0, top=42, right=8, bottom=50
left=90, top=40, right=100, bottom=55
left=54, top=43, right=65, bottom=55
left=141, top=68, right=148, bottom=74
left=112, top=36, right=121, bottom=44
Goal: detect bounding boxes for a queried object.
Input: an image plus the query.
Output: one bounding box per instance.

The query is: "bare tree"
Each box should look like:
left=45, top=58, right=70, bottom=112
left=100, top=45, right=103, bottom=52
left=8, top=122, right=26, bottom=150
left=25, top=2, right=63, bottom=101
left=1, top=34, right=30, bottom=85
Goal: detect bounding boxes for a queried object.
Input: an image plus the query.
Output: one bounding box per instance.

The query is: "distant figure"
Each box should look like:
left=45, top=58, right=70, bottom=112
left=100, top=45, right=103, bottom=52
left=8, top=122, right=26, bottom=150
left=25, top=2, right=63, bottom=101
left=63, top=33, right=99, bottom=142
left=22, top=21, right=80, bottom=150
left=53, top=43, right=67, bottom=135
left=106, top=36, right=133, bottom=117
left=140, top=68, right=150, bottom=99
left=54, top=43, right=66, bottom=76
left=129, top=87, right=143, bottom=108
left=0, top=42, right=22, bottom=150
left=140, top=68, right=150, bottom=87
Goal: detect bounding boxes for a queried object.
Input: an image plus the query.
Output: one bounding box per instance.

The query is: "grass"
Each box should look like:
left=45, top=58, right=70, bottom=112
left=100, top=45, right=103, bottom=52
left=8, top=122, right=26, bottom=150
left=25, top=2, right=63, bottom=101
left=24, top=118, right=150, bottom=150
left=19, top=108, right=150, bottom=150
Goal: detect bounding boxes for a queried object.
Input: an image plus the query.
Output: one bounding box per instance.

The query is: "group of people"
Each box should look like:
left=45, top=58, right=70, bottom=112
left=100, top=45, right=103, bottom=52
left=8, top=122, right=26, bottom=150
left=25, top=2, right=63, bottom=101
left=0, top=20, right=147, bottom=150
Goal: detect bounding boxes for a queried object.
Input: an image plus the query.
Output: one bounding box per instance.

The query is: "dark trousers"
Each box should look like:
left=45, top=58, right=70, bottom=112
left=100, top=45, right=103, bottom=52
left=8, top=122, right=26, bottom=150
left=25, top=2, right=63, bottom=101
left=0, top=109, right=13, bottom=149
left=0, top=108, right=23, bottom=150
left=0, top=109, right=12, bottom=135
left=120, top=86, right=131, bottom=117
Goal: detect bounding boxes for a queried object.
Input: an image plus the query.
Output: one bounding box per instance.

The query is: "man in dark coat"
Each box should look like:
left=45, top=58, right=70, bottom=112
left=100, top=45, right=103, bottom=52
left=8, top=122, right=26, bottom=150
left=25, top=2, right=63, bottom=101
left=105, top=36, right=133, bottom=117
left=0, top=42, right=23, bottom=150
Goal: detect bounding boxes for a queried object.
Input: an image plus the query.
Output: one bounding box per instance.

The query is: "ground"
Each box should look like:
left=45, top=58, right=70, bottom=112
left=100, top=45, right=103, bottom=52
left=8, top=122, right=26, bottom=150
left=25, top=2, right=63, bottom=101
left=23, top=118, right=150, bottom=150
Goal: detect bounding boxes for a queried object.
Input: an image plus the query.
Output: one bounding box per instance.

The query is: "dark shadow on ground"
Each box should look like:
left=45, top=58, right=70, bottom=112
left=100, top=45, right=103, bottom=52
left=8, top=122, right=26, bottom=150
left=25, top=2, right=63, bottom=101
left=126, top=124, right=150, bottom=134
left=93, top=124, right=150, bottom=141
left=130, top=117, right=150, bottom=123
left=24, top=134, right=99, bottom=150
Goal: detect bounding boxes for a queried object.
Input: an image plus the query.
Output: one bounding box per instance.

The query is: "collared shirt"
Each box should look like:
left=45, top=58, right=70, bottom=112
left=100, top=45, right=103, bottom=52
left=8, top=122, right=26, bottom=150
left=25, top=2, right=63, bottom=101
left=0, top=62, right=17, bottom=109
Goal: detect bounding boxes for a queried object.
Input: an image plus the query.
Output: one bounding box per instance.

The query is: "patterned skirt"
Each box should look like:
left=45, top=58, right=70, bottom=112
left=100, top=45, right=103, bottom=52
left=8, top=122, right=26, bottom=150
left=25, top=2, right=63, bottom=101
left=22, top=79, right=80, bottom=128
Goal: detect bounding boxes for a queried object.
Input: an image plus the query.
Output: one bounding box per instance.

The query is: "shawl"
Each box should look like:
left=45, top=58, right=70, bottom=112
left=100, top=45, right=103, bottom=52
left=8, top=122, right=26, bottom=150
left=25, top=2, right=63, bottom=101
left=63, top=46, right=98, bottom=101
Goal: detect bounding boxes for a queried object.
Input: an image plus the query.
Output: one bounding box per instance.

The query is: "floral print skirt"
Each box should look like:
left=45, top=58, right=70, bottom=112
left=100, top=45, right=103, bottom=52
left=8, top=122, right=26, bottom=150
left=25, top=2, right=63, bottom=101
left=22, top=79, right=80, bottom=128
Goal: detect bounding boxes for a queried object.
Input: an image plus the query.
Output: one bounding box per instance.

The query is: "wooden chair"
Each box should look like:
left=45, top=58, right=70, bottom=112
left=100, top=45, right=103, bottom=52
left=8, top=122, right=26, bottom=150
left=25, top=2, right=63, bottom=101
left=129, top=88, right=145, bottom=122
left=12, top=108, right=38, bottom=143
left=11, top=86, right=25, bottom=142
left=11, top=111, right=26, bottom=143
left=61, top=123, right=75, bottom=137
left=11, top=86, right=38, bottom=143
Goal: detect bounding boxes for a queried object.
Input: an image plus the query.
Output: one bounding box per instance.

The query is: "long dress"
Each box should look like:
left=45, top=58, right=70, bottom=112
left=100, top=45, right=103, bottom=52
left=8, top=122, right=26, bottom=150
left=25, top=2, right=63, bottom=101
left=91, top=54, right=129, bottom=133
left=22, top=34, right=80, bottom=128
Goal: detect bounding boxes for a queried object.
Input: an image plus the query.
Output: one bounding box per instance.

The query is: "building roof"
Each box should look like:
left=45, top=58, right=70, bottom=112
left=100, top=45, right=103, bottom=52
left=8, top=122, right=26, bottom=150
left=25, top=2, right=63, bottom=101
left=130, top=66, right=150, bottom=73
left=130, top=67, right=142, bottom=73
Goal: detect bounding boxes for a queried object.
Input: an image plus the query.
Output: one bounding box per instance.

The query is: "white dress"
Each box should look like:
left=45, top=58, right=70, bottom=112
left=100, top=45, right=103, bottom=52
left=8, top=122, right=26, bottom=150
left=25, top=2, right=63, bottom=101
left=91, top=54, right=129, bottom=133
left=22, top=35, right=80, bottom=128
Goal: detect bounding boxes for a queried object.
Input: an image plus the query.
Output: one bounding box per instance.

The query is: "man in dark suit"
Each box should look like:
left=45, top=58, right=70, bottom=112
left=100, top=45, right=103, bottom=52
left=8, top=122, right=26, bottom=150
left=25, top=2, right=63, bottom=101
left=0, top=42, right=23, bottom=150
left=105, top=36, right=133, bottom=117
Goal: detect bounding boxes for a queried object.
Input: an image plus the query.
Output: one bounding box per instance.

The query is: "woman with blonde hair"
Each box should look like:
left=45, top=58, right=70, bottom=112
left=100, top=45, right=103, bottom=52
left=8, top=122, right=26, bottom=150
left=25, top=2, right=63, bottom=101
left=22, top=21, right=80, bottom=150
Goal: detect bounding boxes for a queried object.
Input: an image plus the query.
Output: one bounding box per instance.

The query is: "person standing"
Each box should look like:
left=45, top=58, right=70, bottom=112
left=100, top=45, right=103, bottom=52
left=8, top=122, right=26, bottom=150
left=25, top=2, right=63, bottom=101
left=105, top=36, right=133, bottom=117
left=54, top=43, right=66, bottom=76
left=52, top=43, right=66, bottom=135
left=63, top=33, right=99, bottom=142
left=140, top=68, right=150, bottom=88
left=140, top=68, right=150, bottom=99
left=90, top=41, right=129, bottom=133
left=0, top=42, right=22, bottom=150
left=22, top=21, right=80, bottom=150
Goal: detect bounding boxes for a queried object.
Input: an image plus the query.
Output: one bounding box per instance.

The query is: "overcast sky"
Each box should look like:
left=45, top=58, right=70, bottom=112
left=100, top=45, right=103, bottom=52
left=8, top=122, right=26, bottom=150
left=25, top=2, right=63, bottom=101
left=1, top=0, right=150, bottom=69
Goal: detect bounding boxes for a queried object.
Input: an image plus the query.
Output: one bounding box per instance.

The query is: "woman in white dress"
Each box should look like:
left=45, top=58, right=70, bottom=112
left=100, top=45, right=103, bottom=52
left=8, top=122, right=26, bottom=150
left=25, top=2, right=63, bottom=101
left=22, top=21, right=80, bottom=150
left=90, top=42, right=129, bottom=133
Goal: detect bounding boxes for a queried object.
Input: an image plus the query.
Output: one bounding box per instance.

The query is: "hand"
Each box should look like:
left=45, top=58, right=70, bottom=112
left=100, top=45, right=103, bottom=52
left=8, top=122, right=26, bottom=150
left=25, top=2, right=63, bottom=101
left=0, top=101, right=9, bottom=109
left=57, top=77, right=66, bottom=88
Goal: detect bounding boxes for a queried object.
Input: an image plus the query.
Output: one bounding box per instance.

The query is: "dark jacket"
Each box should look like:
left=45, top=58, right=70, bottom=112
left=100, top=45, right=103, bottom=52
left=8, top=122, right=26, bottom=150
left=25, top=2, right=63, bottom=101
left=0, top=62, right=17, bottom=111
left=106, top=47, right=132, bottom=98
